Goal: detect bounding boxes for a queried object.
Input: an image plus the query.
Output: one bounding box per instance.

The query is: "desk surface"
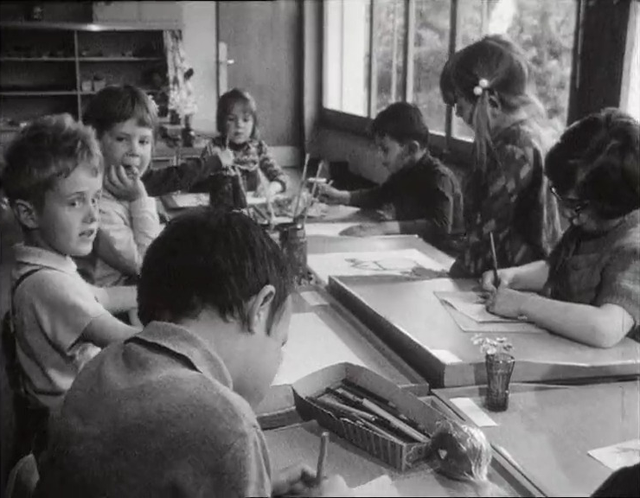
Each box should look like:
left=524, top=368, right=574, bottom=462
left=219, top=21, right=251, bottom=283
left=433, top=381, right=640, bottom=497
left=263, top=402, right=538, bottom=497
left=256, top=285, right=425, bottom=418
left=328, top=277, right=640, bottom=387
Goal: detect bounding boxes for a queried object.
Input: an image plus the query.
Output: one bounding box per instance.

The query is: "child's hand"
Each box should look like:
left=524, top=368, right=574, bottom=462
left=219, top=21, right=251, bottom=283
left=271, top=463, right=316, bottom=496
left=210, top=145, right=235, bottom=169
left=271, top=464, right=353, bottom=497
left=105, top=165, right=146, bottom=202
left=480, top=268, right=514, bottom=293
left=485, top=286, right=527, bottom=319
left=317, top=184, right=349, bottom=205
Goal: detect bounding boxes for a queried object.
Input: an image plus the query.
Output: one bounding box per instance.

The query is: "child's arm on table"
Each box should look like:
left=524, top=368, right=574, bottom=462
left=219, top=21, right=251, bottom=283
left=487, top=291, right=634, bottom=348
left=91, top=284, right=137, bottom=314
left=318, top=183, right=383, bottom=208
left=81, top=313, right=140, bottom=348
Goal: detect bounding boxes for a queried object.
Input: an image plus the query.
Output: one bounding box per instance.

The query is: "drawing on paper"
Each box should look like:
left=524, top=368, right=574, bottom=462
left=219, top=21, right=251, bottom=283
left=344, top=257, right=449, bottom=279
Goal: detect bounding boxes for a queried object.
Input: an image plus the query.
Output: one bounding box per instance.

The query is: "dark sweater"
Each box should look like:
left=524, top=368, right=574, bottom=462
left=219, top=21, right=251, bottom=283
left=348, top=152, right=463, bottom=238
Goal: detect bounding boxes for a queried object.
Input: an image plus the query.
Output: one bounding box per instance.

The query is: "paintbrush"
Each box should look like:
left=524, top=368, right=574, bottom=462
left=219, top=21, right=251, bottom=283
left=302, top=159, right=326, bottom=227
left=292, top=153, right=310, bottom=222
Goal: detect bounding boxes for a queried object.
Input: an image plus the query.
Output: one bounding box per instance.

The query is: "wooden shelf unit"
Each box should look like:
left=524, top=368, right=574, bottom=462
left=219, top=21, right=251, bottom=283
left=0, top=22, right=169, bottom=135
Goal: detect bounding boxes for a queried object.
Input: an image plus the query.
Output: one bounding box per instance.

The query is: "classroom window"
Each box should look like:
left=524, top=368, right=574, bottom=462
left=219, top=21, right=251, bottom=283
left=323, top=0, right=579, bottom=143
left=620, top=0, right=639, bottom=121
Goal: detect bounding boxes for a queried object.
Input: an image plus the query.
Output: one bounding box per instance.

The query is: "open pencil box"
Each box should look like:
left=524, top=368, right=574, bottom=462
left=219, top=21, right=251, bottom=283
left=292, top=363, right=450, bottom=471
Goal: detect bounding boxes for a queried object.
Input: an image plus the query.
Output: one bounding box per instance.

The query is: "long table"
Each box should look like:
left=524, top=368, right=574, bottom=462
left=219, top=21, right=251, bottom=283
left=432, top=381, right=640, bottom=497
left=327, top=276, right=640, bottom=387
left=256, top=284, right=427, bottom=423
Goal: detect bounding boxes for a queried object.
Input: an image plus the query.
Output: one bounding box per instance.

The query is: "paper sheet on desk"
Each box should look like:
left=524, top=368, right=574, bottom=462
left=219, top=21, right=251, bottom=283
left=588, top=439, right=640, bottom=471
left=437, top=291, right=523, bottom=323
left=272, top=312, right=366, bottom=385
left=304, top=222, right=361, bottom=237
left=435, top=292, right=546, bottom=334
left=354, top=475, right=400, bottom=497
left=308, top=249, right=446, bottom=284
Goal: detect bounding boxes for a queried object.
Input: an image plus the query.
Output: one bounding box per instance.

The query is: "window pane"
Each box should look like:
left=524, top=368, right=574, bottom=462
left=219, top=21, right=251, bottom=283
left=323, top=0, right=371, bottom=116
left=454, top=0, right=578, bottom=139
left=373, top=0, right=406, bottom=116
left=413, top=0, right=451, bottom=135
left=620, top=0, right=639, bottom=121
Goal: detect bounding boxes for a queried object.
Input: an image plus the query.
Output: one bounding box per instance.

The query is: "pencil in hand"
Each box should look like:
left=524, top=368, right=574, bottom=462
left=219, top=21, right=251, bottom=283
left=316, top=432, right=330, bottom=485
left=489, top=232, right=500, bottom=287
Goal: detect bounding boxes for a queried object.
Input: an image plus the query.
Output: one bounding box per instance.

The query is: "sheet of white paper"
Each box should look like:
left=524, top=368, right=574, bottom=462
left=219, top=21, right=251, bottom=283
left=273, top=312, right=366, bottom=385
left=588, top=439, right=640, bottom=471
left=308, top=249, right=446, bottom=284
left=299, top=290, right=330, bottom=307
left=354, top=475, right=401, bottom=497
left=437, top=291, right=522, bottom=324
left=436, top=293, right=546, bottom=334
left=304, top=222, right=362, bottom=237
left=450, top=397, right=498, bottom=427
left=163, top=192, right=209, bottom=209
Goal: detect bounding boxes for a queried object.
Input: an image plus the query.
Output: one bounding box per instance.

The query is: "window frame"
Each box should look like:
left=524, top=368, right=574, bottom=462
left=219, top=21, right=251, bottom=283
left=320, top=0, right=584, bottom=164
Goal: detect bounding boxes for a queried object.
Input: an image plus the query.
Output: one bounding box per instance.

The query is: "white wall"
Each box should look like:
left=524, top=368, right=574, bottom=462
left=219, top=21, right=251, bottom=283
left=181, top=1, right=217, bottom=134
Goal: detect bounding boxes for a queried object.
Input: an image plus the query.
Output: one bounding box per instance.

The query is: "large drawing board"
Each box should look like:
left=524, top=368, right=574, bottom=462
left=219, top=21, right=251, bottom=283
left=434, top=381, right=640, bottom=497
left=308, top=249, right=448, bottom=285
left=328, top=276, right=640, bottom=387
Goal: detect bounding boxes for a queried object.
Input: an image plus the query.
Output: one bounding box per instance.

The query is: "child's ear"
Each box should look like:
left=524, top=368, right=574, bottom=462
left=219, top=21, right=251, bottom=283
left=487, top=94, right=502, bottom=111
left=246, top=284, right=276, bottom=334
left=13, top=200, right=40, bottom=229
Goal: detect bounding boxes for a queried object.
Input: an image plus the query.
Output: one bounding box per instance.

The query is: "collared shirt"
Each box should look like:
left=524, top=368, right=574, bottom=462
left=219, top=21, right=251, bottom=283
left=545, top=209, right=640, bottom=341
left=35, top=321, right=272, bottom=498
left=12, top=244, right=105, bottom=409
left=349, top=152, right=464, bottom=236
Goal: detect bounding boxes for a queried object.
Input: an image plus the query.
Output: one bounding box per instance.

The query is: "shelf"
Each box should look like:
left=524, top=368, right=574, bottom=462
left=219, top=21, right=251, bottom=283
left=79, top=57, right=164, bottom=62
left=79, top=89, right=160, bottom=96
left=0, top=91, right=77, bottom=96
left=0, top=57, right=76, bottom=61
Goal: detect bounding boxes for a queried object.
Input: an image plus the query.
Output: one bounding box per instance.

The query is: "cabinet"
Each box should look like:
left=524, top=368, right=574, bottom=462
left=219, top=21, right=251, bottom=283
left=0, top=22, right=169, bottom=145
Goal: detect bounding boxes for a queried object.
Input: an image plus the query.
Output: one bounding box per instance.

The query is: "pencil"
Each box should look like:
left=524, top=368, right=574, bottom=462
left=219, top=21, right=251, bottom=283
left=316, top=431, right=329, bottom=484
left=489, top=231, right=500, bottom=287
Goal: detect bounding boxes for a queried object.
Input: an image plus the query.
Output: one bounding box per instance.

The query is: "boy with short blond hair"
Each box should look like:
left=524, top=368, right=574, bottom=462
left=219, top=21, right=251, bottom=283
left=2, top=114, right=139, bottom=417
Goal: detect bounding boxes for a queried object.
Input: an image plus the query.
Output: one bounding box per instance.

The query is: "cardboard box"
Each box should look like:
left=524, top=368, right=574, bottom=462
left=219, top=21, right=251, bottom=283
left=291, top=363, right=449, bottom=471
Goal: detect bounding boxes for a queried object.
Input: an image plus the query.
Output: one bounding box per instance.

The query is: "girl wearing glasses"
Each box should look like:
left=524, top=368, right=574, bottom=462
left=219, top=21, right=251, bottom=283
left=440, top=35, right=563, bottom=277
left=483, top=108, right=640, bottom=348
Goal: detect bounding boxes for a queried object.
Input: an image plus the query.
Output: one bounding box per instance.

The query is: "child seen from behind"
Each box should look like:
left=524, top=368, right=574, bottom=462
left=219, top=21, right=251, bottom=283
left=440, top=35, right=563, bottom=277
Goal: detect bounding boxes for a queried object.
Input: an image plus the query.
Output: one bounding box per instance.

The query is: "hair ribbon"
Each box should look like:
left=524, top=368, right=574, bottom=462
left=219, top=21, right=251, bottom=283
left=473, top=78, right=490, bottom=96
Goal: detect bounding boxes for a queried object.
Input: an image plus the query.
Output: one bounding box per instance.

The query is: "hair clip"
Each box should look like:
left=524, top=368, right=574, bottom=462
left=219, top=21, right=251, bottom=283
left=473, top=78, right=490, bottom=96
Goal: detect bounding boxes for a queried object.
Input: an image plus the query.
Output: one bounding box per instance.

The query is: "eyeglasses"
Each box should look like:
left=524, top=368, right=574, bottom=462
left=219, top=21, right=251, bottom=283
left=549, top=186, right=589, bottom=214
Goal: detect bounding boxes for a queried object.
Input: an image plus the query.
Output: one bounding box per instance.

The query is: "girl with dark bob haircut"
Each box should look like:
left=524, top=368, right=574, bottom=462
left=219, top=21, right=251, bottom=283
left=482, top=108, right=640, bottom=348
